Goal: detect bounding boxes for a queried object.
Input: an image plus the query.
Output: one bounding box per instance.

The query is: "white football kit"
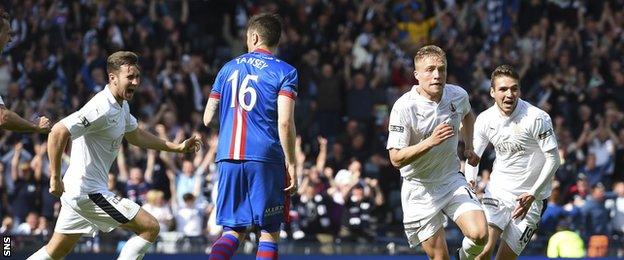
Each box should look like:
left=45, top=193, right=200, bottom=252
left=54, top=86, right=141, bottom=236
left=471, top=99, right=558, bottom=254
left=387, top=84, right=483, bottom=247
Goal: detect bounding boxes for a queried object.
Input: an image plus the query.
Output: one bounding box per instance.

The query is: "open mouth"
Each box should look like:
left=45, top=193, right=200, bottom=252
left=503, top=100, right=514, bottom=105
left=126, top=88, right=136, bottom=95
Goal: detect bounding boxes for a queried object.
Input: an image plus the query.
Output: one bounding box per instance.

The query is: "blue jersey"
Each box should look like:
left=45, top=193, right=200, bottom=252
left=211, top=49, right=298, bottom=163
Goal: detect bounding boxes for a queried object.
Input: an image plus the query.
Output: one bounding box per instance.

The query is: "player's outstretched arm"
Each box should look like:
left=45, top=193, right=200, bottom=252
left=388, top=123, right=453, bottom=168
left=461, top=111, right=479, bottom=166
left=0, top=106, right=51, bottom=133
left=124, top=127, right=202, bottom=153
left=512, top=149, right=561, bottom=220
left=278, top=95, right=297, bottom=195
left=47, top=123, right=70, bottom=197
left=464, top=113, right=488, bottom=188
left=203, top=97, right=220, bottom=128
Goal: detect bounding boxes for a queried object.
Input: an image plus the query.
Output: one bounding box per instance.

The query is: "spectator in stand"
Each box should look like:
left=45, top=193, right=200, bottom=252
left=581, top=182, right=612, bottom=255
left=142, top=189, right=173, bottom=233
left=547, top=216, right=586, bottom=258
left=15, top=211, right=38, bottom=235
left=339, top=178, right=383, bottom=243
left=609, top=182, right=624, bottom=257
left=175, top=193, right=204, bottom=238
left=117, top=147, right=156, bottom=206
left=9, top=142, right=38, bottom=224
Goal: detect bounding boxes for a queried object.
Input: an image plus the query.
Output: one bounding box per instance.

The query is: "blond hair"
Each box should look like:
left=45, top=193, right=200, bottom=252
left=414, top=45, right=446, bottom=66
left=145, top=189, right=164, bottom=205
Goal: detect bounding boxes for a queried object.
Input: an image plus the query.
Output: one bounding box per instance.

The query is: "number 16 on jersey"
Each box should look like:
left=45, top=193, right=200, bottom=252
left=228, top=70, right=258, bottom=111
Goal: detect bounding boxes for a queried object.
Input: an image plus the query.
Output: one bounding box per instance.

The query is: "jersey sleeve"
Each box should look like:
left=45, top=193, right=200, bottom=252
left=531, top=115, right=558, bottom=152
left=60, top=105, right=106, bottom=140
left=209, top=67, right=227, bottom=100
left=0, top=95, right=4, bottom=106
left=472, top=115, right=489, bottom=157
left=386, top=103, right=411, bottom=150
left=278, top=69, right=298, bottom=99
left=124, top=106, right=138, bottom=133
left=458, top=87, right=471, bottom=118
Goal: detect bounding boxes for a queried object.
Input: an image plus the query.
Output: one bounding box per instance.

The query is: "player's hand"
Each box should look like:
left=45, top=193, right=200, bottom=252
left=36, top=116, right=51, bottom=133
left=49, top=178, right=64, bottom=197
left=464, top=149, right=480, bottom=167
left=179, top=135, right=202, bottom=153
left=468, top=180, right=477, bottom=191
left=512, top=193, right=535, bottom=220
left=283, top=163, right=298, bottom=196
left=427, top=123, right=454, bottom=146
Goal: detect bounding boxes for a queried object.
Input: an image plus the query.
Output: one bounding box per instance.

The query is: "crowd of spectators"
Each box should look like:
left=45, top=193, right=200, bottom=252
left=0, top=0, right=622, bottom=256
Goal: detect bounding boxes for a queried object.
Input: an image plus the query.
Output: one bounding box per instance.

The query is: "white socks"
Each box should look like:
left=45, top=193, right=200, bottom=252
left=117, top=236, right=153, bottom=260
left=458, top=237, right=485, bottom=260
left=27, top=247, right=53, bottom=260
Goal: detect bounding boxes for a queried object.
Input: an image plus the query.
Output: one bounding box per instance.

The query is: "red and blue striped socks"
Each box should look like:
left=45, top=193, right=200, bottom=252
left=208, top=234, right=239, bottom=260
left=256, top=241, right=278, bottom=260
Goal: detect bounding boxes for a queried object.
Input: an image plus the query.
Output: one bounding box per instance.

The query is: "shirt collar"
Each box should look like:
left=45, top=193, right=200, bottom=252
left=495, top=98, right=524, bottom=119
left=410, top=85, right=446, bottom=104
left=253, top=48, right=273, bottom=55
left=104, top=85, right=122, bottom=108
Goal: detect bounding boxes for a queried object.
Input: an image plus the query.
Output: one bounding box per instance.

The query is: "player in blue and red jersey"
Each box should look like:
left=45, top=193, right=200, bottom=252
left=203, top=13, right=297, bottom=260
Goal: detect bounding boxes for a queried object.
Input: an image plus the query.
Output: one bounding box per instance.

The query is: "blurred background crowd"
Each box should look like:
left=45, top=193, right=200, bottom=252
left=0, top=0, right=623, bottom=257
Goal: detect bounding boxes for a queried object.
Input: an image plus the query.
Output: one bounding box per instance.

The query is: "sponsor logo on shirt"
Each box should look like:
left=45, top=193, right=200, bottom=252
left=390, top=125, right=405, bottom=133
left=495, top=141, right=525, bottom=154
left=538, top=129, right=553, bottom=140
left=481, top=197, right=499, bottom=208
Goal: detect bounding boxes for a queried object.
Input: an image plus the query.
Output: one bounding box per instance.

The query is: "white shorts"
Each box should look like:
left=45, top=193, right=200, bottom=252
left=402, top=173, right=483, bottom=247
left=482, top=188, right=546, bottom=255
left=55, top=191, right=141, bottom=237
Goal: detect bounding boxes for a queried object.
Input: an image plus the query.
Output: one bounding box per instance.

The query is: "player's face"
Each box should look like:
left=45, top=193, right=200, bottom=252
left=414, top=56, right=446, bottom=98
left=111, top=64, right=140, bottom=101
left=490, top=76, right=520, bottom=115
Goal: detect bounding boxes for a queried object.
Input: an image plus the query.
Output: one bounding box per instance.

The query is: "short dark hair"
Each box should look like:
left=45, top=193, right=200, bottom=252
left=490, top=64, right=519, bottom=89
left=107, top=51, right=140, bottom=75
left=182, top=193, right=195, bottom=202
left=247, top=13, right=282, bottom=47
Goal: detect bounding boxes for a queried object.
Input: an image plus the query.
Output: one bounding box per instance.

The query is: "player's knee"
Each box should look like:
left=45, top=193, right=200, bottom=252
left=259, top=223, right=281, bottom=242
left=469, top=229, right=488, bottom=246
left=426, top=250, right=450, bottom=260
left=47, top=244, right=72, bottom=259
left=142, top=216, right=160, bottom=241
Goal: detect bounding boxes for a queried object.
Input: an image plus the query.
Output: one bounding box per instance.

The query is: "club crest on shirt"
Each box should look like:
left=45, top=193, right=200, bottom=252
left=78, top=115, right=90, bottom=127
left=449, top=103, right=458, bottom=119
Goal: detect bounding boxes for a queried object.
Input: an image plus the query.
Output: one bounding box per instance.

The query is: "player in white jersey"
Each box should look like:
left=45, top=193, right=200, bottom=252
left=0, top=9, right=50, bottom=133
left=465, top=65, right=561, bottom=260
left=387, top=45, right=488, bottom=259
left=27, top=51, right=202, bottom=260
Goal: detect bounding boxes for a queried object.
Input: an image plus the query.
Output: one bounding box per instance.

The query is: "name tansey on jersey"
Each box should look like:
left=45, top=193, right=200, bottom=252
left=235, top=56, right=270, bottom=70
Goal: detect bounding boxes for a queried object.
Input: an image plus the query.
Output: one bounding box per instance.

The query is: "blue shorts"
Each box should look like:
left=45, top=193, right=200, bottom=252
left=216, top=160, right=288, bottom=228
